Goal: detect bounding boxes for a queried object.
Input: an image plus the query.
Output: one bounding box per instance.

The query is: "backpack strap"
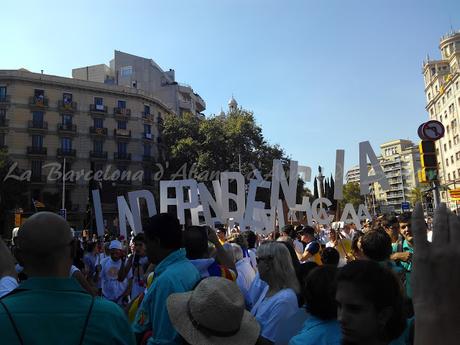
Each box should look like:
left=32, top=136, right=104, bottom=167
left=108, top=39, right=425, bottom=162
left=0, top=299, right=24, bottom=345
left=78, top=296, right=95, bottom=345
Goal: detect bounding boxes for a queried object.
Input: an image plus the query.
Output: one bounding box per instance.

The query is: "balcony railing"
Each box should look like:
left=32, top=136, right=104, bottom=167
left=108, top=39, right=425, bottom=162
left=28, top=120, right=48, bottom=131
left=89, top=104, right=108, bottom=113
left=90, top=151, right=108, bottom=159
left=27, top=146, right=47, bottom=155
left=114, top=152, right=131, bottom=161
left=0, top=118, right=9, bottom=127
left=114, top=107, right=131, bottom=118
left=57, top=148, right=76, bottom=157
left=89, top=127, right=108, bottom=136
left=114, top=129, right=132, bottom=138
left=29, top=96, right=49, bottom=107
left=58, top=100, right=77, bottom=112
left=0, top=95, right=10, bottom=104
left=57, top=123, right=77, bottom=134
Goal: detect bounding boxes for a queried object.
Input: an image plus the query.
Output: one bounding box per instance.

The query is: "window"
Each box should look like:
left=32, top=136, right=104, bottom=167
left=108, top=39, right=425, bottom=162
left=32, top=111, right=44, bottom=126
left=61, top=137, right=72, bottom=151
left=94, top=97, right=104, bottom=110
left=144, top=105, right=150, bottom=115
left=32, top=135, right=43, bottom=148
left=143, top=144, right=151, bottom=156
left=94, top=118, right=103, bottom=128
left=120, top=66, right=132, bottom=77
left=0, top=86, right=6, bottom=101
left=63, top=93, right=72, bottom=105
left=117, top=142, right=127, bottom=154
left=31, top=160, right=42, bottom=178
left=117, top=121, right=127, bottom=130
left=93, top=140, right=103, bottom=153
left=117, top=100, right=126, bottom=109
left=62, top=114, right=72, bottom=126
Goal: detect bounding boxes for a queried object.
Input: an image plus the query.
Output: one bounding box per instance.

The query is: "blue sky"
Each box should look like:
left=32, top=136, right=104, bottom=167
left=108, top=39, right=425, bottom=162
left=2, top=0, right=460, bottom=187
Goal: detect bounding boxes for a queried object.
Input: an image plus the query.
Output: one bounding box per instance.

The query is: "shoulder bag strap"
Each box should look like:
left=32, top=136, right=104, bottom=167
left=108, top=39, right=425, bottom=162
left=78, top=296, right=95, bottom=345
left=0, top=299, right=24, bottom=345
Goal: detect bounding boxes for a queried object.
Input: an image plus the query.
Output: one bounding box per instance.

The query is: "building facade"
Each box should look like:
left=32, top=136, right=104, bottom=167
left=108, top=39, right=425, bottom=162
left=371, top=139, right=421, bottom=213
left=73, top=50, right=206, bottom=118
left=423, top=31, right=460, bottom=208
left=0, top=69, right=172, bottom=231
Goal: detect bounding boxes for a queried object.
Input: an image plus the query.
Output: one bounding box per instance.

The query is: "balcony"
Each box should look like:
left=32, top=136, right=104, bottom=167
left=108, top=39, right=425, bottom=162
left=89, top=104, right=108, bottom=115
left=27, top=146, right=47, bottom=156
left=0, top=118, right=9, bottom=130
left=58, top=100, right=77, bottom=112
left=114, top=152, right=131, bottom=161
left=0, top=95, right=10, bottom=106
left=29, top=96, right=49, bottom=108
left=114, top=107, right=131, bottom=119
left=28, top=120, right=48, bottom=133
left=57, top=123, right=77, bottom=135
left=90, top=151, right=108, bottom=160
left=114, top=128, right=132, bottom=139
left=89, top=127, right=108, bottom=137
left=57, top=148, right=76, bottom=158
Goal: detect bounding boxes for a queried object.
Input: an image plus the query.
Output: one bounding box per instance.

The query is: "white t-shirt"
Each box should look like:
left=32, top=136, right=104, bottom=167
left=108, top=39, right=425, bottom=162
left=100, top=257, right=129, bottom=302
left=251, top=288, right=299, bottom=342
left=235, top=258, right=256, bottom=296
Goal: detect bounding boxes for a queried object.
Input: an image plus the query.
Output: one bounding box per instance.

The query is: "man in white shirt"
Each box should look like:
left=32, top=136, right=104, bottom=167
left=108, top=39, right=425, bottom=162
left=98, top=240, right=130, bottom=304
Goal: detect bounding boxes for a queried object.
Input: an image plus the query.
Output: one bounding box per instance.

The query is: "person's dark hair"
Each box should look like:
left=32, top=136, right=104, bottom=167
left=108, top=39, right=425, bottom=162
left=133, top=233, right=146, bottom=243
left=304, top=266, right=338, bottom=320
left=337, top=260, right=406, bottom=342
left=242, top=230, right=257, bottom=249
left=321, top=247, right=340, bottom=266
left=398, top=212, right=412, bottom=225
left=143, top=213, right=182, bottom=250
left=183, top=226, right=208, bottom=260
left=361, top=229, right=392, bottom=261
left=382, top=215, right=398, bottom=229
left=302, top=226, right=315, bottom=237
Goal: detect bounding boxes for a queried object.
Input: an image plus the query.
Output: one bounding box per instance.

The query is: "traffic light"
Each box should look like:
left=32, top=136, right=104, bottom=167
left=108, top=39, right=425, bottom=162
left=418, top=140, right=438, bottom=183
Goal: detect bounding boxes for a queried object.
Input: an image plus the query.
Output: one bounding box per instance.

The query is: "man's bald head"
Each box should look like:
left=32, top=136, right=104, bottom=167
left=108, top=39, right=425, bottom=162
left=16, top=212, right=73, bottom=276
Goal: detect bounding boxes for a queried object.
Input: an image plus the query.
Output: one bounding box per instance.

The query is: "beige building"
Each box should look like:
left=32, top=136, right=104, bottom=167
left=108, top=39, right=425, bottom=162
left=423, top=31, right=460, bottom=208
left=73, top=51, right=206, bottom=118
left=371, top=140, right=421, bottom=213
left=0, top=69, right=173, bottom=230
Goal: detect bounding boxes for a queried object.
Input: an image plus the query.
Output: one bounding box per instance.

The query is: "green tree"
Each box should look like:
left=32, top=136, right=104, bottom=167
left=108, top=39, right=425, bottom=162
left=340, top=182, right=364, bottom=209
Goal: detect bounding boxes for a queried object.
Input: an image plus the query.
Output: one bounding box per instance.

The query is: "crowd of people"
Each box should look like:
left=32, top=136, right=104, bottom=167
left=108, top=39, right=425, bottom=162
left=0, top=203, right=459, bottom=344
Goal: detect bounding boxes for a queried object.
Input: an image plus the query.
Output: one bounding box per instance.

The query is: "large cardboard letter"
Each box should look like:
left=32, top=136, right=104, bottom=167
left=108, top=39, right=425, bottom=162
left=128, top=190, right=157, bottom=234
left=117, top=196, right=135, bottom=238
left=270, top=160, right=298, bottom=209
left=334, top=149, right=345, bottom=200
left=359, top=141, right=389, bottom=195
left=92, top=189, right=104, bottom=237
left=220, top=172, right=245, bottom=222
left=160, top=180, right=199, bottom=224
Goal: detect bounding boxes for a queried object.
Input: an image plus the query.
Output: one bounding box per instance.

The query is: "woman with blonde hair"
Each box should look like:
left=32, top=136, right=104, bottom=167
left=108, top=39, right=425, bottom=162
left=250, top=241, right=301, bottom=344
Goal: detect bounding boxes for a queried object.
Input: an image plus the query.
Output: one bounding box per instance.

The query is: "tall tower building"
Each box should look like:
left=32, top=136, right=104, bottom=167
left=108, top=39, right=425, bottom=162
left=423, top=31, right=460, bottom=207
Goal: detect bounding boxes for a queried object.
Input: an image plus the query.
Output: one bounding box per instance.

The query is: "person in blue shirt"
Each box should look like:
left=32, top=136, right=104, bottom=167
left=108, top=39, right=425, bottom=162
left=132, top=213, right=200, bottom=345
left=289, top=265, right=341, bottom=345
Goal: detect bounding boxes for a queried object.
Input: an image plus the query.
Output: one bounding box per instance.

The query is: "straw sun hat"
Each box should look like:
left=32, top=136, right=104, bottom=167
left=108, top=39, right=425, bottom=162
left=167, top=277, right=260, bottom=345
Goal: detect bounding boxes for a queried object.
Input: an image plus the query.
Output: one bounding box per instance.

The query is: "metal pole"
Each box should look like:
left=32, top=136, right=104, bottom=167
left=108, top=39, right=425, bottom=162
left=62, top=157, right=66, bottom=210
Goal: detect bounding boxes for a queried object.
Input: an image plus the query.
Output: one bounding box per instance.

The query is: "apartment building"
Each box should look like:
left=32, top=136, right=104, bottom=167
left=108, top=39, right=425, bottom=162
left=73, top=50, right=206, bottom=117
left=0, top=69, right=172, bottom=230
left=423, top=31, right=460, bottom=208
